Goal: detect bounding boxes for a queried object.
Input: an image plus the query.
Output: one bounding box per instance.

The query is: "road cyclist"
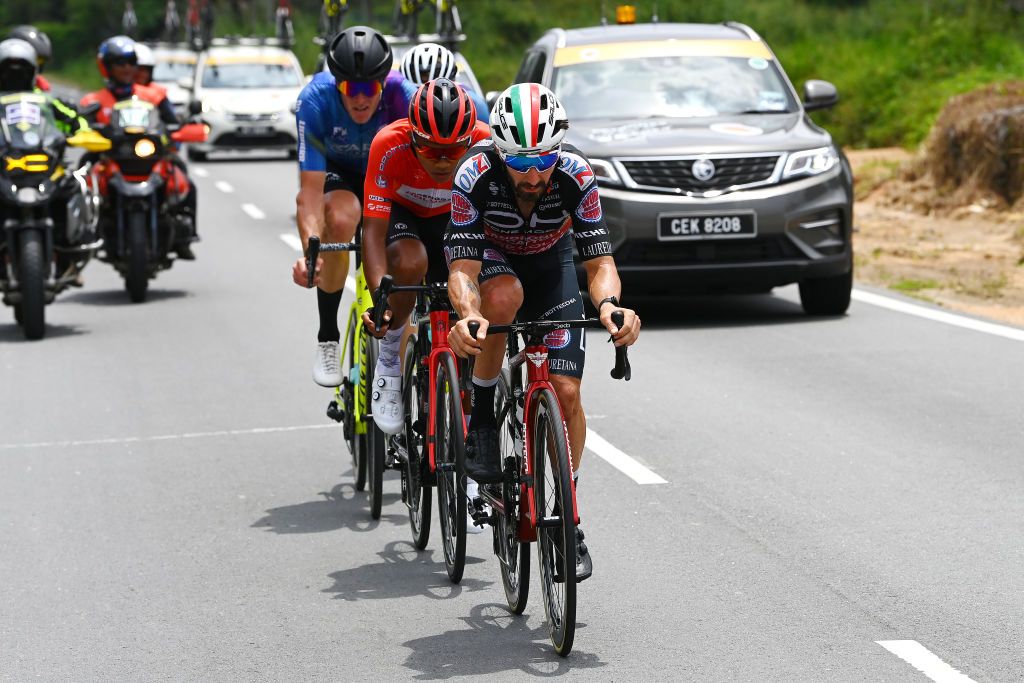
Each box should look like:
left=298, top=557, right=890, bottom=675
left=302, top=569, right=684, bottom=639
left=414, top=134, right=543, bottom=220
left=398, top=42, right=488, bottom=124
left=444, top=82, right=642, bottom=583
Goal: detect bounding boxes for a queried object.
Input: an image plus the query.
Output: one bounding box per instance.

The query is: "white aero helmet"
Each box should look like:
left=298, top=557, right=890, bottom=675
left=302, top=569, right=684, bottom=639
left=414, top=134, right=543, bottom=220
left=489, top=82, right=568, bottom=155
left=399, top=42, right=456, bottom=85
left=134, top=43, right=155, bottom=68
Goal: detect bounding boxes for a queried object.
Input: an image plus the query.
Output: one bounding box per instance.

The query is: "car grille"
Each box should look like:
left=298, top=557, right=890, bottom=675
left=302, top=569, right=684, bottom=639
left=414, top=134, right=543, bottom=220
left=615, top=235, right=803, bottom=265
left=227, top=112, right=277, bottom=122
left=211, top=131, right=296, bottom=147
left=619, top=155, right=781, bottom=192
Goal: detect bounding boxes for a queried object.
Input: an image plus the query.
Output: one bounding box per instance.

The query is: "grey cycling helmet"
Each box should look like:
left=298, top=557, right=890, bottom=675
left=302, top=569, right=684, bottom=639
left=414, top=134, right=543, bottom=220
left=8, top=26, right=51, bottom=70
left=400, top=42, right=456, bottom=85
left=327, top=25, right=392, bottom=82
left=0, top=39, right=38, bottom=92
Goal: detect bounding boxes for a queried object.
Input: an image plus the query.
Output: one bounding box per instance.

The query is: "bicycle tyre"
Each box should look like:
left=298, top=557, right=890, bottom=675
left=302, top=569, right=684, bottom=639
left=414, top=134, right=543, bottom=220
left=532, top=388, right=576, bottom=656
left=364, top=329, right=385, bottom=520
left=404, top=337, right=431, bottom=549
left=435, top=351, right=466, bottom=583
left=343, top=308, right=367, bottom=491
left=496, top=368, right=529, bottom=614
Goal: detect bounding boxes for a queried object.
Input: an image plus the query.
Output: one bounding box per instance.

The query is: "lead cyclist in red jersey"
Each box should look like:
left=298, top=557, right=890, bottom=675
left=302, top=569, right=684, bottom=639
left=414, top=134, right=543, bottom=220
left=360, top=78, right=489, bottom=435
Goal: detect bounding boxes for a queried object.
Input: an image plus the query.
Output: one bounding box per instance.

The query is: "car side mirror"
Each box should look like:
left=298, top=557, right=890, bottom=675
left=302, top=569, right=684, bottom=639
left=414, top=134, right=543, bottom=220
left=177, top=77, right=194, bottom=92
left=188, top=100, right=203, bottom=116
left=803, top=80, right=838, bottom=112
left=485, top=90, right=500, bottom=111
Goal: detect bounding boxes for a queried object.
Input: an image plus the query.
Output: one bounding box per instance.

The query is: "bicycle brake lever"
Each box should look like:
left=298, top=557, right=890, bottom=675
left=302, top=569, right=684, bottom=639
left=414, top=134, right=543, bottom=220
left=467, top=321, right=480, bottom=340
left=372, top=274, right=393, bottom=330
left=306, top=235, right=320, bottom=289
left=609, top=310, right=631, bottom=381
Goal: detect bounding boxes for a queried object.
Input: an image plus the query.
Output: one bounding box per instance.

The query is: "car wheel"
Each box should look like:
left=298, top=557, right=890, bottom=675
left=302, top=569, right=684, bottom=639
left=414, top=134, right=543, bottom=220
left=188, top=147, right=207, bottom=162
left=799, top=269, right=852, bottom=316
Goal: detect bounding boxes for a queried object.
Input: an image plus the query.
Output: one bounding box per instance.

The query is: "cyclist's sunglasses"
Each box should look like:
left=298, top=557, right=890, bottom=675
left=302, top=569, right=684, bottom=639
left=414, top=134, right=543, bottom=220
left=502, top=149, right=560, bottom=174
left=410, top=132, right=471, bottom=161
left=338, top=79, right=383, bottom=98
left=110, top=57, right=137, bottom=67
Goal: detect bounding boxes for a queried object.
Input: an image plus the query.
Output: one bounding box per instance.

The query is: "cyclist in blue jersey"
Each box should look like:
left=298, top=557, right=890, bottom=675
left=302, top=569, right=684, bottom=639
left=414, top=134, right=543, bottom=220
left=398, top=42, right=489, bottom=122
left=290, top=25, right=416, bottom=386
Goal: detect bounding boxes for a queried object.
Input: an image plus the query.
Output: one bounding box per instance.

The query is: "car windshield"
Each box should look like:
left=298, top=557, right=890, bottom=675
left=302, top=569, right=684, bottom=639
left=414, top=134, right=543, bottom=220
left=201, top=62, right=301, bottom=88
left=152, top=60, right=195, bottom=82
left=553, top=55, right=797, bottom=121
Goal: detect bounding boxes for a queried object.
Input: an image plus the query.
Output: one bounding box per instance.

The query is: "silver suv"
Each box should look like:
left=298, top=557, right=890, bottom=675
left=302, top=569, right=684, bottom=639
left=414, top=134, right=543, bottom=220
left=513, top=21, right=853, bottom=314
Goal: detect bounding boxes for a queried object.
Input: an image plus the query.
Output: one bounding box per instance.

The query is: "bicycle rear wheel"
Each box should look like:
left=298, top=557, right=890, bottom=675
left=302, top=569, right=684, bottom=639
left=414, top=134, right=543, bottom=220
left=532, top=388, right=576, bottom=656
left=364, top=330, right=385, bottom=520
left=435, top=351, right=466, bottom=583
left=496, top=368, right=529, bottom=614
left=343, top=308, right=367, bottom=491
left=404, top=336, right=431, bottom=549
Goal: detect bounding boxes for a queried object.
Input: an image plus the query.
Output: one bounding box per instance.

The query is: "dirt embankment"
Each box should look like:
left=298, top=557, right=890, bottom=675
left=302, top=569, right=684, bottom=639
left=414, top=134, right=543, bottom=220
left=850, top=84, right=1024, bottom=326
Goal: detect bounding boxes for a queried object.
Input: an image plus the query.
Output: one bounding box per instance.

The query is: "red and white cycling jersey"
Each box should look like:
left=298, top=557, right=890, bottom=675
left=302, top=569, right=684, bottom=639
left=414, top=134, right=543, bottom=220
left=362, top=118, right=490, bottom=221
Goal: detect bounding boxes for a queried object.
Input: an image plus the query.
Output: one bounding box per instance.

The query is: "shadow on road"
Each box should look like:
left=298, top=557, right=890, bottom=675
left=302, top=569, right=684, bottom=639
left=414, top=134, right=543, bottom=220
left=62, top=288, right=191, bottom=307
left=323, top=540, right=491, bottom=602
left=401, top=603, right=605, bottom=678
left=252, top=482, right=406, bottom=534
left=0, top=322, right=86, bottom=342
left=632, top=292, right=845, bottom=329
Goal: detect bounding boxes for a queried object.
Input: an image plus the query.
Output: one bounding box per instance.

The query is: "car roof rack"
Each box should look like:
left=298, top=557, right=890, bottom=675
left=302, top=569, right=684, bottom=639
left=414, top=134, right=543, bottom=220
left=383, top=32, right=467, bottom=48
left=207, top=36, right=291, bottom=48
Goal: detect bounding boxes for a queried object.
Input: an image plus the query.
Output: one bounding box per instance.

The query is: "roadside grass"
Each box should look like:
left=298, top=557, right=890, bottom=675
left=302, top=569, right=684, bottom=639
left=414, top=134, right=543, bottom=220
left=854, top=159, right=905, bottom=201
left=891, top=278, right=942, bottom=292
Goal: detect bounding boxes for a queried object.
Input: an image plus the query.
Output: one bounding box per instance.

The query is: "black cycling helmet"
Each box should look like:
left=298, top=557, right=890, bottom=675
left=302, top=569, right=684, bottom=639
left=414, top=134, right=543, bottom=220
left=8, top=26, right=52, bottom=70
left=409, top=78, right=476, bottom=145
left=326, top=25, right=392, bottom=82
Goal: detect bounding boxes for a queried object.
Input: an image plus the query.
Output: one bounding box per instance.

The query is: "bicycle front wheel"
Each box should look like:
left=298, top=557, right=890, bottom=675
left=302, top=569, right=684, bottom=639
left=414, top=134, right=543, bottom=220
left=364, top=329, right=385, bottom=520
left=496, top=368, right=529, bottom=614
left=532, top=388, right=576, bottom=656
left=404, top=336, right=431, bottom=549
left=435, top=351, right=467, bottom=583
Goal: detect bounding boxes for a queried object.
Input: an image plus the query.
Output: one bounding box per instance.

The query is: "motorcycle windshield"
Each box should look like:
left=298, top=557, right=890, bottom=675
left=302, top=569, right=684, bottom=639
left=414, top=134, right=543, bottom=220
left=111, top=98, right=159, bottom=133
left=0, top=92, right=61, bottom=152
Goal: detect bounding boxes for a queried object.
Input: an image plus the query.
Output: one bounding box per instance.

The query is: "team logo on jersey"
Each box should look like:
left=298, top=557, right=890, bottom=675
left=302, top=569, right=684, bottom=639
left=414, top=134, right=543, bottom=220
left=558, top=152, right=595, bottom=190
left=454, top=153, right=491, bottom=193
left=576, top=187, right=603, bottom=223
left=482, top=248, right=507, bottom=263
left=375, top=174, right=388, bottom=188
left=488, top=181, right=500, bottom=196
left=543, top=328, right=571, bottom=349
left=396, top=185, right=451, bottom=209
left=451, top=190, right=478, bottom=226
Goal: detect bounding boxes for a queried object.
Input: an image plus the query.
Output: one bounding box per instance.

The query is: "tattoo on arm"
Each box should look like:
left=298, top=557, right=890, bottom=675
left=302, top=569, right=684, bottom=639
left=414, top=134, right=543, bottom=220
left=449, top=271, right=482, bottom=318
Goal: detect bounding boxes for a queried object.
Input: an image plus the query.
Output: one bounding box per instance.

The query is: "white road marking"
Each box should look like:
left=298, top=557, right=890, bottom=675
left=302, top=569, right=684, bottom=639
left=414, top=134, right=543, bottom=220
left=876, top=641, right=976, bottom=683
left=241, top=203, right=266, bottom=220
left=0, top=424, right=337, bottom=451
left=279, top=233, right=356, bottom=294
left=586, top=428, right=667, bottom=485
left=853, top=288, right=1024, bottom=342
left=214, top=180, right=234, bottom=194
left=192, top=167, right=209, bottom=178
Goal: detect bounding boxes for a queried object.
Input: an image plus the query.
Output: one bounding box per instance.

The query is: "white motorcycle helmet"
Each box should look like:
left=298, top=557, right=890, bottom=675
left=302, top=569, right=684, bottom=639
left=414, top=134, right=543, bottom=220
left=134, top=42, right=156, bottom=69
left=399, top=42, right=456, bottom=85
left=489, top=82, right=568, bottom=155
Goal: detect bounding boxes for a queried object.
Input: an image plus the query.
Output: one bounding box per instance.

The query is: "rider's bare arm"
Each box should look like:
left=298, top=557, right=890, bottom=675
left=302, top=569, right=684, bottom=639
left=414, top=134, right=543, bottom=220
left=361, top=215, right=389, bottom=293
left=583, top=255, right=641, bottom=346
left=292, top=170, right=326, bottom=287
left=447, top=259, right=487, bottom=357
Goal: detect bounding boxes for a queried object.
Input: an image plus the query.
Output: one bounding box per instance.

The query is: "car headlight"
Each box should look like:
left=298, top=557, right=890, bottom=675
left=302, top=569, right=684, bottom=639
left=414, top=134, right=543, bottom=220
left=782, top=146, right=838, bottom=180
left=590, top=158, right=623, bottom=186
left=202, top=101, right=223, bottom=114
left=134, top=139, right=157, bottom=158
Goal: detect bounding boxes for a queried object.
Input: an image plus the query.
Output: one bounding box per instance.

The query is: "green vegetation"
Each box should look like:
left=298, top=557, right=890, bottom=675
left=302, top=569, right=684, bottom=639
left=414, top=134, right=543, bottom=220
left=891, top=278, right=941, bottom=292
left=8, top=0, right=1024, bottom=148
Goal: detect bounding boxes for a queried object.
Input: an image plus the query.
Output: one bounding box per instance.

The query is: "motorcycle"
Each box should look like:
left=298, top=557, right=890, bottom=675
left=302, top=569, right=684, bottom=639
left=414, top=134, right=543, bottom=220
left=92, top=97, right=206, bottom=302
left=0, top=92, right=109, bottom=340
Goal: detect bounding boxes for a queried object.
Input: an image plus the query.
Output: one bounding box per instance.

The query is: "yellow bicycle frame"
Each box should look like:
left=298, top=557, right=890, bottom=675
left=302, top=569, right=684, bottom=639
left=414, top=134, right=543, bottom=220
left=337, top=262, right=375, bottom=436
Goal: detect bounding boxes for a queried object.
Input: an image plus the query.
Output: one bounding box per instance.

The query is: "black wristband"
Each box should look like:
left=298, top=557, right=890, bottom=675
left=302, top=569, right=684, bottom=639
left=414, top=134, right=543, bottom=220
left=598, top=295, right=620, bottom=311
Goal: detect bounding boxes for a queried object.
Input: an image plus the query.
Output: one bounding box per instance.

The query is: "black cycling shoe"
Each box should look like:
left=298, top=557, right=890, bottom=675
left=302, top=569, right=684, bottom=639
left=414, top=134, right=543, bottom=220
left=464, top=426, right=501, bottom=484
left=575, top=527, right=592, bottom=582
left=174, top=242, right=196, bottom=260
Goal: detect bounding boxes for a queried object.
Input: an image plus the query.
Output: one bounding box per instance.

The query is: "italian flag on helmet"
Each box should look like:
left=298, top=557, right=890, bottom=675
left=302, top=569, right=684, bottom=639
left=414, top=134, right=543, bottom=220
left=489, top=82, right=569, bottom=155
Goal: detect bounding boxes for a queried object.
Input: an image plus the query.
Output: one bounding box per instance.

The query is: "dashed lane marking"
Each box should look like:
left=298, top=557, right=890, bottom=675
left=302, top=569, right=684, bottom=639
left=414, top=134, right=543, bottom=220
left=192, top=167, right=209, bottom=178
left=0, top=424, right=336, bottom=451
left=280, top=233, right=356, bottom=294
left=876, top=641, right=976, bottom=683
left=586, top=428, right=667, bottom=485
left=853, top=288, right=1024, bottom=342
left=241, top=203, right=266, bottom=220
left=214, top=180, right=234, bottom=193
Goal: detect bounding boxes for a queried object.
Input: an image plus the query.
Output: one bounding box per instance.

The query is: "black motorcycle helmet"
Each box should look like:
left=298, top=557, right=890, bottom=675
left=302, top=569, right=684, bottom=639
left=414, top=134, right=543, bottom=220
left=0, top=38, right=38, bottom=92
left=8, top=26, right=52, bottom=72
left=326, top=25, right=392, bottom=83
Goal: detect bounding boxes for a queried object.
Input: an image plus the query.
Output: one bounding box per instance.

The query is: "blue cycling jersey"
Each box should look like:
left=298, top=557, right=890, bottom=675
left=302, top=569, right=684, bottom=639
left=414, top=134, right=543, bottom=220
left=295, top=71, right=416, bottom=174
left=462, top=86, right=490, bottom=123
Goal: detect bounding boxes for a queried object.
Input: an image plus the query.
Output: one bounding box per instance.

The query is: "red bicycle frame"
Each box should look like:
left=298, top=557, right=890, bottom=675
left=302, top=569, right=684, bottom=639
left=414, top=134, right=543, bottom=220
left=424, top=309, right=469, bottom=472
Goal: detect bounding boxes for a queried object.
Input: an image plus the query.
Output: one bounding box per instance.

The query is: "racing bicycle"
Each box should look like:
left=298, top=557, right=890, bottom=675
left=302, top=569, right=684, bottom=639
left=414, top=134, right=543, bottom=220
left=306, top=235, right=387, bottom=519
left=470, top=312, right=630, bottom=656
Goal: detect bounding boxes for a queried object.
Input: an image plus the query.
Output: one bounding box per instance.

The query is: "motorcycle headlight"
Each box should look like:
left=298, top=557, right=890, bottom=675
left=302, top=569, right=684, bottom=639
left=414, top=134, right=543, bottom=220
left=134, top=139, right=157, bottom=158
left=17, top=186, right=40, bottom=203
left=783, top=146, right=839, bottom=180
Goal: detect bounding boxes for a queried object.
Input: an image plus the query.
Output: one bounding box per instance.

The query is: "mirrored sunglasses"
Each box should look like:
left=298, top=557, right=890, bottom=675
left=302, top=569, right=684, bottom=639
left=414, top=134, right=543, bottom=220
left=411, top=133, right=471, bottom=161
left=502, top=149, right=560, bottom=173
left=338, top=79, right=383, bottom=98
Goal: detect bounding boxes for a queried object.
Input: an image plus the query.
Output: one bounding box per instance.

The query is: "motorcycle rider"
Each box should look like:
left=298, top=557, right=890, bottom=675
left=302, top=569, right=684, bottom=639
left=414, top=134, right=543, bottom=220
left=133, top=43, right=167, bottom=99
left=7, top=26, right=52, bottom=93
left=398, top=42, right=488, bottom=122
left=81, top=36, right=198, bottom=260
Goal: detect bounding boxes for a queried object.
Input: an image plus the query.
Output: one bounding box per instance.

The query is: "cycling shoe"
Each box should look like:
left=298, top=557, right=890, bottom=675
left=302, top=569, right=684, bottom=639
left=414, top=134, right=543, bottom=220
left=464, top=426, right=501, bottom=484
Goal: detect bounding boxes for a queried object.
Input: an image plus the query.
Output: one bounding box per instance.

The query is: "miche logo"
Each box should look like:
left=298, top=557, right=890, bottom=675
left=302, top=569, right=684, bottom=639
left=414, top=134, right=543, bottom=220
left=575, top=187, right=603, bottom=223
left=455, top=152, right=491, bottom=192
left=526, top=351, right=549, bottom=367
left=558, top=152, right=595, bottom=190
left=575, top=228, right=607, bottom=238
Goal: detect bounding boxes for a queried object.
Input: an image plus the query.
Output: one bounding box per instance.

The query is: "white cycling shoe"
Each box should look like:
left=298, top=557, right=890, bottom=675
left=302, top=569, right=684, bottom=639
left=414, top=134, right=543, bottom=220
left=371, top=375, right=404, bottom=435
left=312, top=341, right=342, bottom=387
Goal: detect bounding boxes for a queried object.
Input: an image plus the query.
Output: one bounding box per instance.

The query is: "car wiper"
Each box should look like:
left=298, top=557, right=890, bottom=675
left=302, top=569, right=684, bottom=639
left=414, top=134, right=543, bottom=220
left=734, top=109, right=793, bottom=115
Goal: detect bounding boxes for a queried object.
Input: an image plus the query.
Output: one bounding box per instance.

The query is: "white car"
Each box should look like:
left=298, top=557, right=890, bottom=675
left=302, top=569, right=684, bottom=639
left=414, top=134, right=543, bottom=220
left=186, top=42, right=304, bottom=160
left=149, top=44, right=196, bottom=118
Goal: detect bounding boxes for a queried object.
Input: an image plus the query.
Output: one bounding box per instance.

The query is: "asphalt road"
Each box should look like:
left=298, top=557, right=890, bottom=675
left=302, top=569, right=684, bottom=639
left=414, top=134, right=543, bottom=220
left=2, top=153, right=1023, bottom=681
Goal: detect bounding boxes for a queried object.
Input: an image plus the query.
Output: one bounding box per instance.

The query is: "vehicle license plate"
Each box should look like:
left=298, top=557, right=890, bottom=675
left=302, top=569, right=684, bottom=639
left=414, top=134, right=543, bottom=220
left=238, top=125, right=274, bottom=136
left=657, top=213, right=756, bottom=241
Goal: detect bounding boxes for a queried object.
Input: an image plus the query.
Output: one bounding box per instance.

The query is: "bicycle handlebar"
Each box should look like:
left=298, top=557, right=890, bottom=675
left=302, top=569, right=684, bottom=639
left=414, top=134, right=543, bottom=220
left=610, top=310, right=631, bottom=381
left=305, top=235, right=360, bottom=288
left=486, top=315, right=632, bottom=381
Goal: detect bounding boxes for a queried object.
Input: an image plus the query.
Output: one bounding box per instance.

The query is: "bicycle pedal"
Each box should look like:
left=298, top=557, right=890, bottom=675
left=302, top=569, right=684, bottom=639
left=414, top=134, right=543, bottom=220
left=326, top=401, right=343, bottom=423
left=470, top=495, right=486, bottom=512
